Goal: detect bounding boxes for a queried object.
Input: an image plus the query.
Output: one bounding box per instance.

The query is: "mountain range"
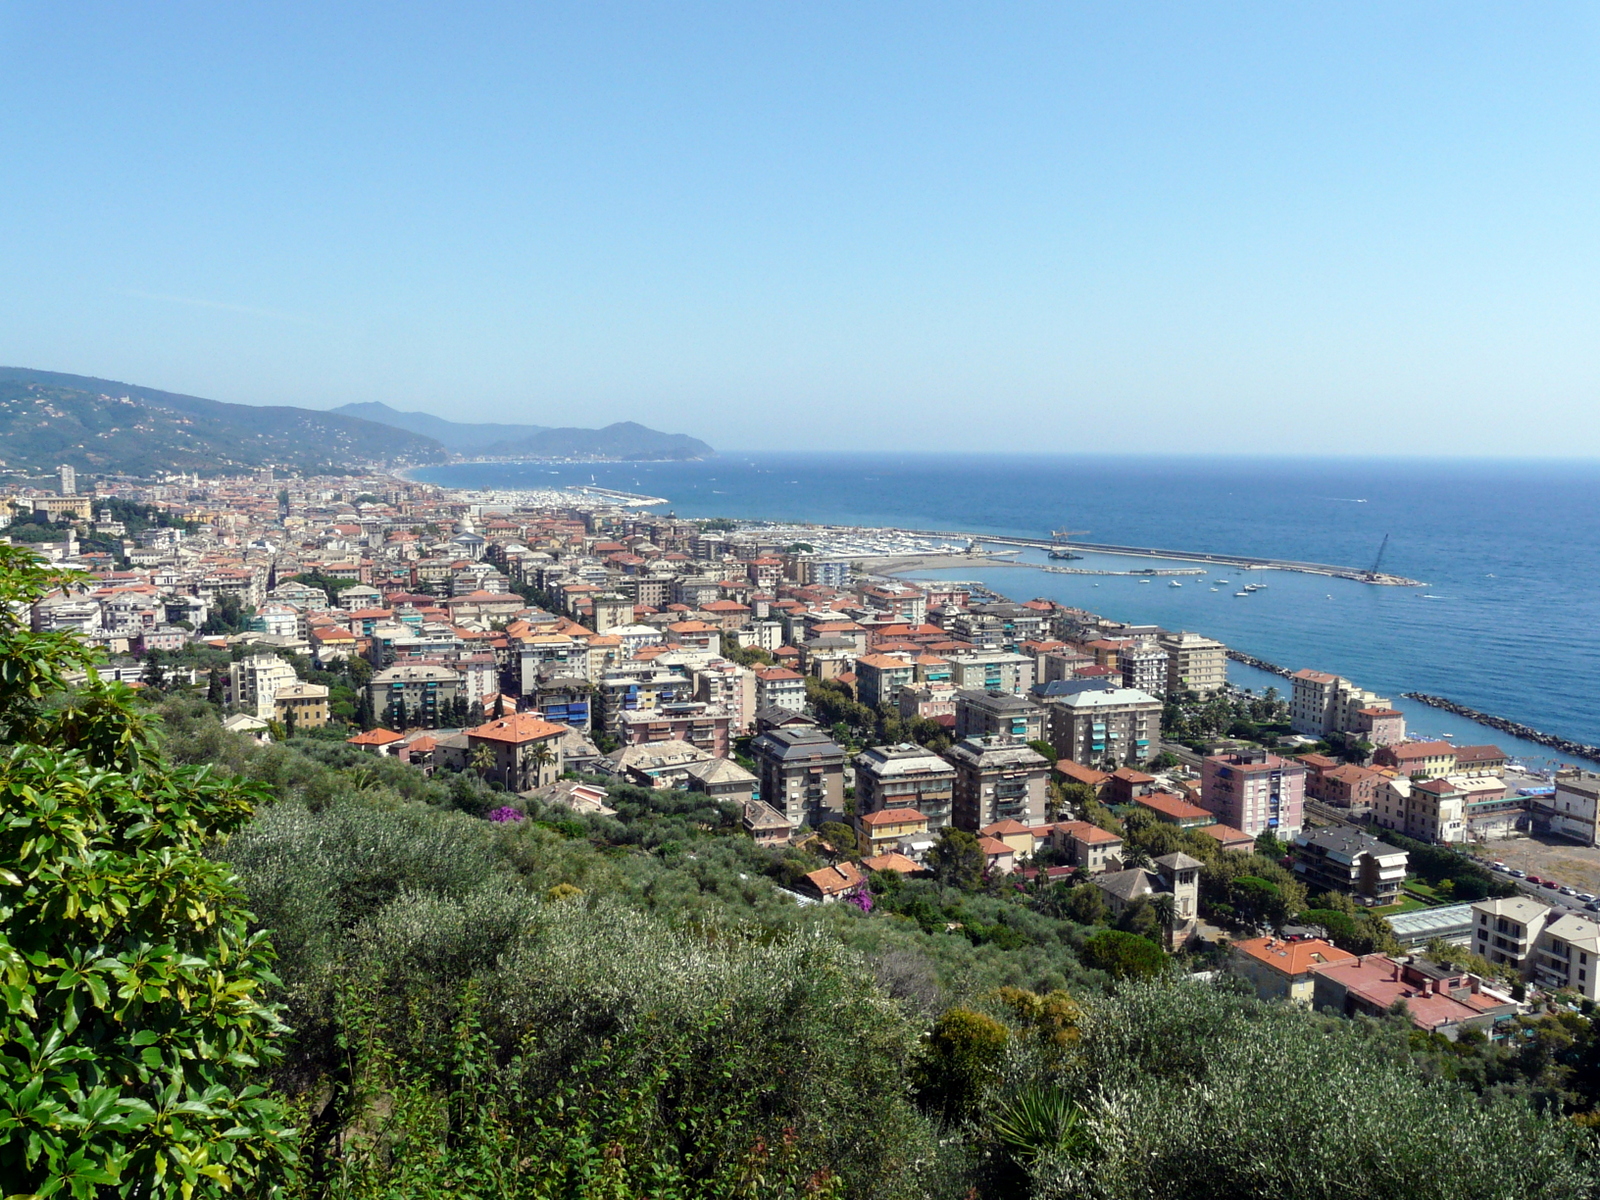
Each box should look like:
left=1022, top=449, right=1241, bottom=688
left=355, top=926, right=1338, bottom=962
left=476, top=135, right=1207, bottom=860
left=0, top=368, right=713, bottom=477
left=330, top=401, right=712, bottom=460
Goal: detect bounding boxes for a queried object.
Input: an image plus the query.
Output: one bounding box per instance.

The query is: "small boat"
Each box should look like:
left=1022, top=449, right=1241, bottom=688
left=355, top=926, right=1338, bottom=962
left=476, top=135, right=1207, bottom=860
left=1168, top=580, right=1182, bottom=588
left=1139, top=578, right=1151, bottom=584
left=1210, top=587, right=1219, bottom=592
left=1235, top=591, right=1249, bottom=597
left=1217, top=579, right=1229, bottom=583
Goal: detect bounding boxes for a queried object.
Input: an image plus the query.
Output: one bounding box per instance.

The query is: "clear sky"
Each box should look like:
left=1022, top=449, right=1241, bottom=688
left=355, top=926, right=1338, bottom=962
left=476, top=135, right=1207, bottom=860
left=2, top=3, right=1598, bottom=454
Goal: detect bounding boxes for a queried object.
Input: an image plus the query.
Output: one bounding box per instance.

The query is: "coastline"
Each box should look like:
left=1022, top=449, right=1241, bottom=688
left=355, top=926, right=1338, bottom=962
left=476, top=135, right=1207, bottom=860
left=397, top=466, right=1595, bottom=768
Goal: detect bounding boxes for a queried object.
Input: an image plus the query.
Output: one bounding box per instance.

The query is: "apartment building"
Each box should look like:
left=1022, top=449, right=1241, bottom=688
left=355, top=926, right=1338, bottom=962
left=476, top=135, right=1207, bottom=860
left=753, top=665, right=806, bottom=713
left=953, top=689, right=1045, bottom=744
left=1374, top=740, right=1457, bottom=778
left=943, top=650, right=1034, bottom=696
left=853, top=743, right=958, bottom=830
left=618, top=702, right=732, bottom=758
left=368, top=663, right=463, bottom=726
left=1156, top=631, right=1227, bottom=698
left=750, top=726, right=846, bottom=830
left=1041, top=683, right=1163, bottom=769
left=1200, top=749, right=1306, bottom=837
left=272, top=681, right=330, bottom=729
left=228, top=653, right=300, bottom=720
left=947, top=735, right=1051, bottom=831
left=1290, top=827, right=1408, bottom=906
left=1289, top=669, right=1401, bottom=743
left=854, top=654, right=915, bottom=710
left=1118, top=640, right=1168, bottom=697
left=1373, top=777, right=1467, bottom=844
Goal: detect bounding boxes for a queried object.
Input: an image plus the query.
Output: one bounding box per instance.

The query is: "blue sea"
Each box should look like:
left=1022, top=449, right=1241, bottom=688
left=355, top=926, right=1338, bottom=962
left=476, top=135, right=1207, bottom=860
left=412, top=453, right=1600, bottom=768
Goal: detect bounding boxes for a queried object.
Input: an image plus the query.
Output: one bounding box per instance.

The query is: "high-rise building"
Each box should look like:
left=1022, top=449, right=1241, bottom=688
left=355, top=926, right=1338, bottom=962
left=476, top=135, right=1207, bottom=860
left=1289, top=669, right=1402, bottom=743
left=58, top=464, right=76, bottom=496
left=1156, top=631, right=1227, bottom=697
left=946, top=735, right=1052, bottom=831
left=854, top=743, right=958, bottom=830
left=1201, top=749, right=1307, bottom=838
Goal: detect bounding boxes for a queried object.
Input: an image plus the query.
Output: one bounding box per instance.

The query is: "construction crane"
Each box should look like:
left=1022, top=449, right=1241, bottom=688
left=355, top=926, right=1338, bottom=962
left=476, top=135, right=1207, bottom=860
left=1365, top=534, right=1390, bottom=581
left=1051, top=526, right=1090, bottom=545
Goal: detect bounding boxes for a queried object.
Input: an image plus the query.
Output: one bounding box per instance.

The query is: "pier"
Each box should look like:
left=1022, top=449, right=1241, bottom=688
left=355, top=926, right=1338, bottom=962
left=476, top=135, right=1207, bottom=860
left=880, top=528, right=1427, bottom=586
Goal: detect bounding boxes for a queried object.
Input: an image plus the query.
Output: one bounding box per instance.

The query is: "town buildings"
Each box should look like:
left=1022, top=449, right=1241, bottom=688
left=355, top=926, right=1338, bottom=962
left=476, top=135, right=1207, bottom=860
left=1472, top=897, right=1600, bottom=1001
left=1289, top=669, right=1403, bottom=744
left=953, top=688, right=1045, bottom=744
left=1038, top=682, right=1162, bottom=769
left=1156, top=631, right=1226, bottom=697
left=1232, top=936, right=1356, bottom=1005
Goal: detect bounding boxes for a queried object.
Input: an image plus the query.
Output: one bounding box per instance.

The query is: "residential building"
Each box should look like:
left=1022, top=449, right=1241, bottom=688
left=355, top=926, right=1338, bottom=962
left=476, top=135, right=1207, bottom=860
left=617, top=703, right=732, bottom=758
left=1374, top=740, right=1457, bottom=778
left=953, top=688, right=1045, bottom=743
left=1118, top=640, right=1168, bottom=697
left=1232, top=936, right=1357, bottom=1005
left=1040, top=684, right=1162, bottom=769
left=272, top=682, right=330, bottom=729
left=1156, top=631, right=1227, bottom=698
left=1049, top=820, right=1124, bottom=873
left=368, top=663, right=464, bottom=727
left=799, top=861, right=867, bottom=903
left=1303, top=761, right=1385, bottom=811
left=1289, top=669, right=1401, bottom=743
left=227, top=654, right=300, bottom=720
left=741, top=799, right=793, bottom=847
left=1290, top=827, right=1408, bottom=906
left=1091, top=853, right=1203, bottom=947
left=1473, top=895, right=1555, bottom=972
left=946, top=735, right=1051, bottom=831
left=1471, top=896, right=1600, bottom=1000
left=753, top=665, right=806, bottom=713
left=602, top=739, right=712, bottom=789
left=1453, top=745, right=1509, bottom=776
left=945, top=650, right=1034, bottom=695
left=750, top=726, right=847, bottom=830
left=1308, top=955, right=1516, bottom=1039
left=856, top=807, right=931, bottom=856
left=1200, top=749, right=1307, bottom=838
left=1134, top=790, right=1216, bottom=829
left=853, top=654, right=915, bottom=710
left=462, top=712, right=566, bottom=792
left=684, top=756, right=758, bottom=803
left=853, top=743, right=958, bottom=830
left=1373, top=777, right=1466, bottom=844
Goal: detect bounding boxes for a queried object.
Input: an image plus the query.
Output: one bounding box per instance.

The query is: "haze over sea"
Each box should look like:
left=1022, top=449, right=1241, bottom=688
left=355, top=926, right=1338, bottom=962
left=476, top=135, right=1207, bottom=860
left=414, top=453, right=1600, bottom=768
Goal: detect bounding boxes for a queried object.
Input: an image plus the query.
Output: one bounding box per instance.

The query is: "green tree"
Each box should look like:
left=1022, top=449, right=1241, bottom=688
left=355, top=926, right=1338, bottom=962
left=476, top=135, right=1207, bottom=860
left=928, top=827, right=986, bottom=891
left=912, top=1008, right=1009, bottom=1124
left=0, top=545, right=294, bottom=1197
left=1148, top=892, right=1177, bottom=950
left=1082, top=930, right=1167, bottom=980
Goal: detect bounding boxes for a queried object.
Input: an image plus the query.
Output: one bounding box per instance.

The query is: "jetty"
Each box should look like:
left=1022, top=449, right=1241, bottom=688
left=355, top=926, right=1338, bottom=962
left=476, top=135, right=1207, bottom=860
left=1402, top=693, right=1600, bottom=766
left=882, top=528, right=1426, bottom=586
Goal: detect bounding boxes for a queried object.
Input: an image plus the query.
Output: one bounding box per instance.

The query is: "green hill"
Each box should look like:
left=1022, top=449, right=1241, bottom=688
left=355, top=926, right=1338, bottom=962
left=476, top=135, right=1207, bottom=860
left=329, top=401, right=549, bottom=453
left=0, top=368, right=447, bottom=476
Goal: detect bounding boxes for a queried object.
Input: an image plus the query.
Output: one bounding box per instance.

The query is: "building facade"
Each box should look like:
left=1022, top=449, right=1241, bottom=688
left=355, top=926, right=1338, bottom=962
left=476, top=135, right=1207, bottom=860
left=946, top=735, right=1051, bottom=831
left=853, top=743, right=958, bottom=830
left=1200, top=749, right=1307, bottom=838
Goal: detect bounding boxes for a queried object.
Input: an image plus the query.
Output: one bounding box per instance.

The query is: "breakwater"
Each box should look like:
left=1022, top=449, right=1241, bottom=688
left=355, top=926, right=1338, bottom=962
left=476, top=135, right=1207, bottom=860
left=1226, top=649, right=1294, bottom=679
left=1401, top=693, right=1600, bottom=765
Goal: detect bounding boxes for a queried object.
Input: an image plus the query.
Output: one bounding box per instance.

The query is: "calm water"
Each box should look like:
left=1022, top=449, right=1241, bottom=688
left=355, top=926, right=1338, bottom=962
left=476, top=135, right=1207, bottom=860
left=413, top=453, right=1600, bottom=765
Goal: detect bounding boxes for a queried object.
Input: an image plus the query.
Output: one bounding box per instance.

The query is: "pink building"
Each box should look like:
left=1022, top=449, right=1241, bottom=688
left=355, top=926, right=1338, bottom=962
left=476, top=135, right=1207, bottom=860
left=1200, top=749, right=1306, bottom=838
left=1350, top=706, right=1406, bottom=747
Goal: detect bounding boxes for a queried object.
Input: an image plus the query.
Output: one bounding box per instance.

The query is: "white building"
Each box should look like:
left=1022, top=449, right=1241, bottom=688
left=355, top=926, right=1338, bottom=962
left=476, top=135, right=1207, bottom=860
left=1535, top=771, right=1600, bottom=847
left=228, top=654, right=300, bottom=720
left=1472, top=897, right=1600, bottom=1001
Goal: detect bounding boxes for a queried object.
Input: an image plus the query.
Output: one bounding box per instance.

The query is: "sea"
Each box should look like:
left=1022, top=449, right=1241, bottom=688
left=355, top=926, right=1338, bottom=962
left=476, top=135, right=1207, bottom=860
left=411, top=453, right=1600, bottom=770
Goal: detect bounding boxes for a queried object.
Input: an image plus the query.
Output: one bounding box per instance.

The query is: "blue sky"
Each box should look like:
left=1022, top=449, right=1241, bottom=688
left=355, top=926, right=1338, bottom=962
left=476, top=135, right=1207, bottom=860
left=2, top=2, right=1598, bottom=454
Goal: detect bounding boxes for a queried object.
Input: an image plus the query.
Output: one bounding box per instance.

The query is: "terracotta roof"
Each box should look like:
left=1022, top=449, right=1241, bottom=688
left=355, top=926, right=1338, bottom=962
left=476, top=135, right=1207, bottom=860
left=1135, top=791, right=1214, bottom=823
left=348, top=728, right=405, bottom=746
left=804, top=862, right=866, bottom=897
left=861, top=851, right=922, bottom=874
left=1234, top=936, right=1356, bottom=976
left=860, top=807, right=929, bottom=828
left=467, top=713, right=567, bottom=744
left=1055, top=760, right=1111, bottom=786
left=1056, top=820, right=1122, bottom=845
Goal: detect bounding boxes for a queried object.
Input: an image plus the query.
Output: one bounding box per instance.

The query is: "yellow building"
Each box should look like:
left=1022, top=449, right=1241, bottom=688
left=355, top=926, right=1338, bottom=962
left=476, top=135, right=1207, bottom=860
left=856, top=807, right=930, bottom=856
left=273, top=682, right=330, bottom=729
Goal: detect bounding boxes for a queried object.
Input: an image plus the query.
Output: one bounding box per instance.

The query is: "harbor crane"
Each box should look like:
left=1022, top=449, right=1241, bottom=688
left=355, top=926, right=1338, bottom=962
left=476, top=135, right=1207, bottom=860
left=1365, top=534, right=1390, bottom=581
left=1051, top=526, right=1089, bottom=545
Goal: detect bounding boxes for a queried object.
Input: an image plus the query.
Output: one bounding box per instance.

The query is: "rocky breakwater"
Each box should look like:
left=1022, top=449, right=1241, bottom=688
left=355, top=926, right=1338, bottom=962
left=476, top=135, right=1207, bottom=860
left=1401, top=693, right=1600, bottom=765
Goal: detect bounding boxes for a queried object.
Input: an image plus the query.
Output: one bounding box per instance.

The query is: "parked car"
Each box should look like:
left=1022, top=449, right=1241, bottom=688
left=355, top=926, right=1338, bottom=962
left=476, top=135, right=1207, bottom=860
left=1526, top=876, right=1545, bottom=886
left=1509, top=868, right=1527, bottom=878
left=1577, top=893, right=1597, bottom=903
left=1492, top=862, right=1508, bottom=872
left=1559, top=886, right=1578, bottom=896
left=1589, top=900, right=1600, bottom=913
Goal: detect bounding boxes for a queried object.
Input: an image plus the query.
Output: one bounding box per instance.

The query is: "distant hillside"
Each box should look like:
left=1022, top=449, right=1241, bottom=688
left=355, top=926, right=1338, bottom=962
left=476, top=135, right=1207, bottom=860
left=0, top=368, right=447, bottom=476
left=339, top=401, right=713, bottom=461
left=484, top=421, right=714, bottom=461
left=329, top=401, right=548, bottom=454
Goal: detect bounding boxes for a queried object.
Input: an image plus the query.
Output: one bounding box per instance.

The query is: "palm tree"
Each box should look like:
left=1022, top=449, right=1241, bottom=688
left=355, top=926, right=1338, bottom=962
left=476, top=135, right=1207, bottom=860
left=1121, top=843, right=1153, bottom=871
left=528, top=740, right=556, bottom=787
left=1148, top=892, right=1177, bottom=950
left=470, top=743, right=496, bottom=781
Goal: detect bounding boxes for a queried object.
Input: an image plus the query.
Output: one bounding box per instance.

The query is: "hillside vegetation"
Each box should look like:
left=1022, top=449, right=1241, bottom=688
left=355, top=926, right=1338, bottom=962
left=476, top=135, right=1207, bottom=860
left=0, top=369, right=445, bottom=474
